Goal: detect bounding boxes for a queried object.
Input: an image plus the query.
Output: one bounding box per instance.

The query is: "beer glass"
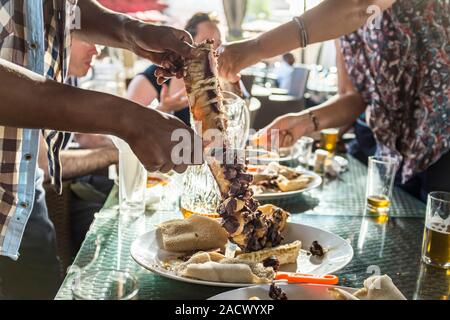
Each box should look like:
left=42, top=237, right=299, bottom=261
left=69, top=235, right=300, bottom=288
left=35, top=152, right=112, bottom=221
left=421, top=192, right=450, bottom=269
left=320, top=128, right=339, bottom=154
left=365, top=156, right=398, bottom=215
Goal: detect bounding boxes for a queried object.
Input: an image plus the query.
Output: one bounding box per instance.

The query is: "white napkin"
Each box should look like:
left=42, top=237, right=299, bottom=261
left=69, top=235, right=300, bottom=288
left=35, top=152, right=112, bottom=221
left=330, top=275, right=407, bottom=300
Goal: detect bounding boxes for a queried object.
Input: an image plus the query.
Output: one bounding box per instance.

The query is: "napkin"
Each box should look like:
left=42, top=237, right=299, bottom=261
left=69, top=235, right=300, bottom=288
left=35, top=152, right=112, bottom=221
left=329, top=275, right=407, bottom=300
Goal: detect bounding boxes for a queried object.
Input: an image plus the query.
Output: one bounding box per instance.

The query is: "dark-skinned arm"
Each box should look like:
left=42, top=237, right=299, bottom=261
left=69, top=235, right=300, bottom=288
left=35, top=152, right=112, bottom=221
left=74, top=0, right=193, bottom=72
left=0, top=58, right=194, bottom=173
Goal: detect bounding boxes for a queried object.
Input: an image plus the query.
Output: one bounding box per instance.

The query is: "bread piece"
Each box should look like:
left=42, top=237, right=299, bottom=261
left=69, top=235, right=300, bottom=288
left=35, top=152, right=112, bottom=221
left=276, top=175, right=312, bottom=192
left=174, top=251, right=226, bottom=274
left=156, top=215, right=228, bottom=252
left=235, top=240, right=301, bottom=265
left=277, top=165, right=300, bottom=180
left=180, top=259, right=274, bottom=284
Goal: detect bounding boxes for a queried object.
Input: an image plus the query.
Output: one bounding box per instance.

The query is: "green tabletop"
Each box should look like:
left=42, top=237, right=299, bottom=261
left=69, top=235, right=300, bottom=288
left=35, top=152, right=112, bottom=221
left=55, top=157, right=449, bottom=300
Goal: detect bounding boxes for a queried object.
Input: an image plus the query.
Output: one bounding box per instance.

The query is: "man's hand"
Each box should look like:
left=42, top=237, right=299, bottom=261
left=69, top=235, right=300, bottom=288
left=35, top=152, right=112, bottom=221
left=218, top=39, right=261, bottom=83
left=157, top=85, right=188, bottom=113
left=122, top=106, right=200, bottom=173
left=256, top=113, right=314, bottom=149
left=127, top=23, right=194, bottom=84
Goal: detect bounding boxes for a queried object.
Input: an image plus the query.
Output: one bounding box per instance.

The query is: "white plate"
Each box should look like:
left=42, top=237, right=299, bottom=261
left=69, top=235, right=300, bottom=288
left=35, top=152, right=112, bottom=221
left=247, top=147, right=299, bottom=164
left=130, top=222, right=353, bottom=288
left=253, top=169, right=322, bottom=201
left=208, top=283, right=357, bottom=300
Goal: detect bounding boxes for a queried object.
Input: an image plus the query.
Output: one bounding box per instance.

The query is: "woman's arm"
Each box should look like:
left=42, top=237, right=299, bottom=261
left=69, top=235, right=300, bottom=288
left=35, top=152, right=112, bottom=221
left=219, top=0, right=395, bottom=81
left=127, top=75, right=159, bottom=107
left=259, top=41, right=366, bottom=148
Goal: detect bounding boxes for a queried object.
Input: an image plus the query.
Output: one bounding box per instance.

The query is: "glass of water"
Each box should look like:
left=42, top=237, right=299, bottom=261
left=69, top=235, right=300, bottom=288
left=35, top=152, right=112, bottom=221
left=296, top=136, right=314, bottom=167
left=72, top=269, right=139, bottom=300
left=111, top=137, right=147, bottom=216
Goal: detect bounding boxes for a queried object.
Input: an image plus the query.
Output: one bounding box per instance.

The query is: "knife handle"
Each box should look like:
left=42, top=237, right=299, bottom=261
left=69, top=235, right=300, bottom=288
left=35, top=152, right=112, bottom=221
left=275, top=272, right=339, bottom=285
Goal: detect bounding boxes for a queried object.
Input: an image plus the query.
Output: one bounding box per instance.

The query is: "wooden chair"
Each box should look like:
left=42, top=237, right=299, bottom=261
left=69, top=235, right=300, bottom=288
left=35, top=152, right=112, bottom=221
left=44, top=181, right=73, bottom=277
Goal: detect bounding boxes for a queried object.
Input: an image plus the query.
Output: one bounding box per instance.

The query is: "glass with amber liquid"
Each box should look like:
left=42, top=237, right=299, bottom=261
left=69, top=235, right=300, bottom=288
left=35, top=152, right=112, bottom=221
left=365, top=156, right=398, bottom=215
left=179, top=162, right=222, bottom=219
left=179, top=91, right=249, bottom=220
left=320, top=128, right=339, bottom=154
left=421, top=192, right=450, bottom=269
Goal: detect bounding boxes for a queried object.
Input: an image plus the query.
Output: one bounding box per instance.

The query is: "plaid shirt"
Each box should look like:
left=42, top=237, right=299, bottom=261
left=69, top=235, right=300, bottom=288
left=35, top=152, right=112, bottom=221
left=0, top=0, right=77, bottom=259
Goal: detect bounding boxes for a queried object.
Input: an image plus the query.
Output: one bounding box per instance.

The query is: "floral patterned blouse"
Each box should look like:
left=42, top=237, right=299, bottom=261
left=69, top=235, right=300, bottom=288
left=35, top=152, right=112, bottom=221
left=340, top=0, right=450, bottom=183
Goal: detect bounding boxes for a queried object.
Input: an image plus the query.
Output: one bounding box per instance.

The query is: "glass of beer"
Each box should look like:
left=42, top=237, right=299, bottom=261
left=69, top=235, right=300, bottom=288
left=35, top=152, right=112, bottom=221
left=179, top=161, right=222, bottom=219
left=365, top=156, right=398, bottom=215
left=180, top=92, right=248, bottom=220
left=320, top=128, right=339, bottom=154
left=421, top=192, right=450, bottom=269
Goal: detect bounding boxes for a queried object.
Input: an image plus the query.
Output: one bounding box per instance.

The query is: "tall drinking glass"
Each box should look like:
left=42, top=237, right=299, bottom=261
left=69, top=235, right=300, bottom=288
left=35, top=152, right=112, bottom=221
left=365, top=156, right=398, bottom=215
left=111, top=137, right=147, bottom=216
left=421, top=192, right=450, bottom=269
left=296, top=136, right=314, bottom=167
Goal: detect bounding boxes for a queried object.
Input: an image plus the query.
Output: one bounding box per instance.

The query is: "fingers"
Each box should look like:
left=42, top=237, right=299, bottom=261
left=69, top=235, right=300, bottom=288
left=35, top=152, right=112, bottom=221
left=155, top=67, right=173, bottom=85
left=174, top=87, right=187, bottom=97
left=159, top=163, right=173, bottom=174
left=280, top=130, right=294, bottom=147
left=171, top=28, right=194, bottom=45
left=166, top=31, right=195, bottom=58
left=173, top=164, right=188, bottom=174
left=160, top=83, right=168, bottom=98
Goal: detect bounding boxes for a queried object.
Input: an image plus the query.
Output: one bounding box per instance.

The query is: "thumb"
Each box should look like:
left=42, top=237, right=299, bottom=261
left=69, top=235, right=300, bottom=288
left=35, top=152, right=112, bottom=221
left=160, top=83, right=168, bottom=99
left=174, top=88, right=187, bottom=99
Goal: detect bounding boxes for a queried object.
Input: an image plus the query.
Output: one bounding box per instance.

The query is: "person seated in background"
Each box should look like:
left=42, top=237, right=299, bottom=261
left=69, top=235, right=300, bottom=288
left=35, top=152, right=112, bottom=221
left=38, top=38, right=118, bottom=256
left=127, top=12, right=223, bottom=126
left=272, top=53, right=295, bottom=90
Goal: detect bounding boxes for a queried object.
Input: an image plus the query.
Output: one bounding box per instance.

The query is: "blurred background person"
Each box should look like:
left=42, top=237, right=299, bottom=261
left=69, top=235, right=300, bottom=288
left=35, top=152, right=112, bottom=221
left=127, top=12, right=223, bottom=126
left=272, top=53, right=295, bottom=90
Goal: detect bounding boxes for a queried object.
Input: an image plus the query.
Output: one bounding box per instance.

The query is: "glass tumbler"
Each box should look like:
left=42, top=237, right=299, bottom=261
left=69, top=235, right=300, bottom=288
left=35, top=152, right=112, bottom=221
left=421, top=191, right=450, bottom=269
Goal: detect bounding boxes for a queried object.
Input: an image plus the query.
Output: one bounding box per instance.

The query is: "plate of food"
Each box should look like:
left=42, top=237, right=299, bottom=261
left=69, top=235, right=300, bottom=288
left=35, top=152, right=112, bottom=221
left=208, top=283, right=358, bottom=300
left=130, top=211, right=353, bottom=288
left=248, top=163, right=322, bottom=200
left=247, top=147, right=300, bottom=164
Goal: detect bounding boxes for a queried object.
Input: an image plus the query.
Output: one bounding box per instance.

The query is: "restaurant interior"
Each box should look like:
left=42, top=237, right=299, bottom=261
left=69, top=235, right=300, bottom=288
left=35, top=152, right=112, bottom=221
left=0, top=0, right=448, bottom=303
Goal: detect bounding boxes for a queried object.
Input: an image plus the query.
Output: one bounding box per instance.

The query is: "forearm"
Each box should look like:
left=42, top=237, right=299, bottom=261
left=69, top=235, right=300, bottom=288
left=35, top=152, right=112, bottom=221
left=0, top=58, right=141, bottom=139
left=75, top=134, right=114, bottom=149
left=74, top=0, right=136, bottom=51
left=253, top=0, right=395, bottom=62
left=300, top=93, right=366, bottom=135
left=59, top=148, right=118, bottom=181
